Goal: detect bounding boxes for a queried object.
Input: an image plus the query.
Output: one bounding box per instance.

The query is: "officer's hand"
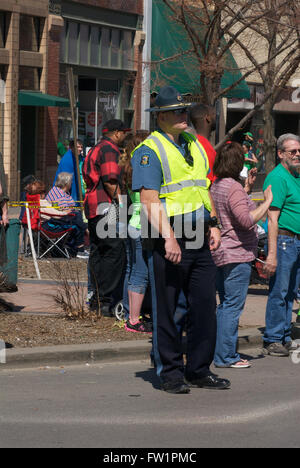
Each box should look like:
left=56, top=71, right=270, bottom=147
left=164, top=237, right=182, bottom=264
left=209, top=227, right=221, bottom=251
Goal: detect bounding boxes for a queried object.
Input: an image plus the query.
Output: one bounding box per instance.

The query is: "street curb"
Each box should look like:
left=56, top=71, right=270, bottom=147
left=1, top=328, right=263, bottom=369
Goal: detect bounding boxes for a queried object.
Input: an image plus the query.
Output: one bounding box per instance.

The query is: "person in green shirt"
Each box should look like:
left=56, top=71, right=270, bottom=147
left=242, top=140, right=258, bottom=171
left=263, top=133, right=300, bottom=356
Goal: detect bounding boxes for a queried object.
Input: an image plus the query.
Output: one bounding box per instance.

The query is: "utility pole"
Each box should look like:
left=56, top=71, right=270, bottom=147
left=66, top=67, right=83, bottom=206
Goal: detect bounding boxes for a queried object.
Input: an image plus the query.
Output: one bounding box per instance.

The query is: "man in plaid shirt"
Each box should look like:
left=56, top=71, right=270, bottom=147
left=83, top=119, right=131, bottom=316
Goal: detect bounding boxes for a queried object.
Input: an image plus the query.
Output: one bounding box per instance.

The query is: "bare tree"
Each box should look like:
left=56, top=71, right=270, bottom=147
left=157, top=0, right=300, bottom=171
left=225, top=0, right=300, bottom=171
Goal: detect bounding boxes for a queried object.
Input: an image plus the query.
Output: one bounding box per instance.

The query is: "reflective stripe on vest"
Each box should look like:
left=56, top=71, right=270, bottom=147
left=160, top=179, right=207, bottom=195
left=147, top=135, right=172, bottom=183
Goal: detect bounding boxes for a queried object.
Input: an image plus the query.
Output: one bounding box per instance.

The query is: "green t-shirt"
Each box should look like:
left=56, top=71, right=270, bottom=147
left=263, top=163, right=300, bottom=234
left=244, top=153, right=255, bottom=171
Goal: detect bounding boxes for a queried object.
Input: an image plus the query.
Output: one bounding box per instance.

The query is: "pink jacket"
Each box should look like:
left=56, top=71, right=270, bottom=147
left=210, top=178, right=258, bottom=267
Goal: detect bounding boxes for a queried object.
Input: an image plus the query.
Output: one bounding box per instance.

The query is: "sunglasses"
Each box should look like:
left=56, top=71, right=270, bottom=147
left=283, top=149, right=300, bottom=156
left=170, top=108, right=188, bottom=115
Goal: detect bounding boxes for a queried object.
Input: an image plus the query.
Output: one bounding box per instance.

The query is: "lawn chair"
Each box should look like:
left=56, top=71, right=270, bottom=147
left=21, top=194, right=75, bottom=259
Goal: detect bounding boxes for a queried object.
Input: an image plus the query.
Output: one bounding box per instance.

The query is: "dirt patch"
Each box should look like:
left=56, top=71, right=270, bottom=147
left=0, top=313, right=150, bottom=348
left=0, top=257, right=150, bottom=349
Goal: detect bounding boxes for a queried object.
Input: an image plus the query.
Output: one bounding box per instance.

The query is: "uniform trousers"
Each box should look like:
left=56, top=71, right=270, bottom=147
left=148, top=237, right=217, bottom=384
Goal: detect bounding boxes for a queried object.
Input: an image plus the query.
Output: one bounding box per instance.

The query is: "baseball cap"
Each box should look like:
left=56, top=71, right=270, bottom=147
left=243, top=132, right=254, bottom=140
left=102, top=119, right=131, bottom=133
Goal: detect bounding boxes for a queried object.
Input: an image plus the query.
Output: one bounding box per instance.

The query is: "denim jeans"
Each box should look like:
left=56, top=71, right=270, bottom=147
left=264, top=235, right=300, bottom=344
left=122, top=226, right=149, bottom=318
left=214, top=262, right=252, bottom=367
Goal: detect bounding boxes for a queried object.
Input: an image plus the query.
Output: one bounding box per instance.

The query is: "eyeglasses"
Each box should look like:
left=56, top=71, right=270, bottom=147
left=171, top=108, right=188, bottom=116
left=283, top=148, right=300, bottom=156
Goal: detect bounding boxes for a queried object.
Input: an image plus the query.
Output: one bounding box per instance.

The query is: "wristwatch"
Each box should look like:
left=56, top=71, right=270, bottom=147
left=208, top=216, right=222, bottom=229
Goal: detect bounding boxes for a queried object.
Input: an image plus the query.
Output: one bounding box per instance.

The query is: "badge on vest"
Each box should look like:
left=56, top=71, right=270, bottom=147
left=140, top=155, right=150, bottom=166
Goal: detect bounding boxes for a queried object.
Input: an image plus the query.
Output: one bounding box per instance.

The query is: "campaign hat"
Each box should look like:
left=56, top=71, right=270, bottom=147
left=146, top=86, right=191, bottom=112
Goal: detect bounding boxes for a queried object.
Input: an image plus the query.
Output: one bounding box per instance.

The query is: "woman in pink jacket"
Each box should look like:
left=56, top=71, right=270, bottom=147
left=211, top=142, right=272, bottom=368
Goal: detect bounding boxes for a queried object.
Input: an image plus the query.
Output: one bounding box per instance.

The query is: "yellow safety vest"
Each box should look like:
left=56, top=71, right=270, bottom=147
left=132, top=131, right=211, bottom=217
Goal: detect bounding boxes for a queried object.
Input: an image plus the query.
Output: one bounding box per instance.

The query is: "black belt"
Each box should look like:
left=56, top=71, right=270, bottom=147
left=278, top=229, right=300, bottom=240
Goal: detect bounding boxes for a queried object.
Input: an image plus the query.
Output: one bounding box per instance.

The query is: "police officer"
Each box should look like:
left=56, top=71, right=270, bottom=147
left=131, top=86, right=230, bottom=393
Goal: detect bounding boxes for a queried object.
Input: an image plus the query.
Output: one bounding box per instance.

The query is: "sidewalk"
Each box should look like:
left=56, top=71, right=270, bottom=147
left=2, top=279, right=270, bottom=324
left=3, top=277, right=295, bottom=369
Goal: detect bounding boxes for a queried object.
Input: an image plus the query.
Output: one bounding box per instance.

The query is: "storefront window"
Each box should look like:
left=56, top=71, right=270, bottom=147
left=101, top=28, right=110, bottom=67
left=61, top=20, right=135, bottom=71
left=79, top=23, right=89, bottom=66
left=122, top=31, right=134, bottom=69
left=0, top=11, right=9, bottom=48
left=68, top=22, right=79, bottom=63
left=111, top=29, right=120, bottom=68
left=19, top=15, right=41, bottom=52
left=90, top=26, right=100, bottom=66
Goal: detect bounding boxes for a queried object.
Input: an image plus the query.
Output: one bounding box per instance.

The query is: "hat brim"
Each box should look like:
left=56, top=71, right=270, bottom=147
left=145, top=102, right=192, bottom=113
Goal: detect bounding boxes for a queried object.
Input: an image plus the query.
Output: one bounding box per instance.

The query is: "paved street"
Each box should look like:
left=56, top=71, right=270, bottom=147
left=0, top=348, right=299, bottom=448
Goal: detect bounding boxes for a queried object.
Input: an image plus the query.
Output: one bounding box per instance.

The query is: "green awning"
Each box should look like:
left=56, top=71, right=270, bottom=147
left=18, top=91, right=71, bottom=107
left=151, top=0, right=250, bottom=99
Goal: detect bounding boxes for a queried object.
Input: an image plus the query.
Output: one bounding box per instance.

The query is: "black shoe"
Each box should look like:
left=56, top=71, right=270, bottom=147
left=100, top=303, right=114, bottom=317
left=186, top=373, right=231, bottom=390
left=89, top=300, right=113, bottom=317
left=161, top=379, right=191, bottom=394
left=0, top=281, right=18, bottom=293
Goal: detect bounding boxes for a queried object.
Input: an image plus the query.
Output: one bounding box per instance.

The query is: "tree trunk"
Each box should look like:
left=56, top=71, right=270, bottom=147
left=263, top=100, right=277, bottom=174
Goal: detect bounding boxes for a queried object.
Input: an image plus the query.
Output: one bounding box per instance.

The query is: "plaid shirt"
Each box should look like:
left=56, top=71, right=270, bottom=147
left=82, top=137, right=121, bottom=219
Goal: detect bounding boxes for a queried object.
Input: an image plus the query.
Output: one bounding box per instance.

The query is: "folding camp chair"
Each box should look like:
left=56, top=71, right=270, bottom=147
left=21, top=194, right=75, bottom=259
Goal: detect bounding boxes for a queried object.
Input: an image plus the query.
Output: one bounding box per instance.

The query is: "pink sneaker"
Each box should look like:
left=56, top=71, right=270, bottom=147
left=125, top=320, right=152, bottom=334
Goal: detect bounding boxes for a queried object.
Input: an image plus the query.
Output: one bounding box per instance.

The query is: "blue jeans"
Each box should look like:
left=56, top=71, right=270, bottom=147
left=264, top=235, right=300, bottom=344
left=214, top=262, right=252, bottom=367
left=122, top=226, right=149, bottom=318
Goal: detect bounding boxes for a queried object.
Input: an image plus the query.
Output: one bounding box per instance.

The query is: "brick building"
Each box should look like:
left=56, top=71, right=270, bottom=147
left=0, top=0, right=145, bottom=200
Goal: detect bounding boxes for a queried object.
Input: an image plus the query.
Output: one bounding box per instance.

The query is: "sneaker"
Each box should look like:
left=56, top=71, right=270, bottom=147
left=263, top=342, right=289, bottom=357
left=76, top=249, right=89, bottom=259
left=229, top=359, right=251, bottom=369
left=284, top=341, right=300, bottom=352
left=125, top=320, right=152, bottom=334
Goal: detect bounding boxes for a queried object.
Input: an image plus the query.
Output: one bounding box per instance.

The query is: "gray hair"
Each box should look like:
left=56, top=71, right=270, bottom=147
left=55, top=172, right=73, bottom=189
left=277, top=133, right=300, bottom=151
